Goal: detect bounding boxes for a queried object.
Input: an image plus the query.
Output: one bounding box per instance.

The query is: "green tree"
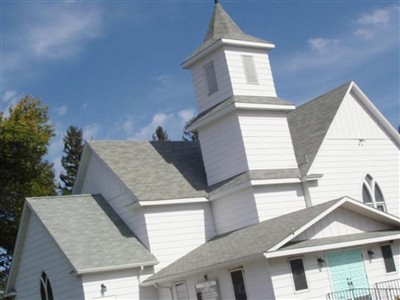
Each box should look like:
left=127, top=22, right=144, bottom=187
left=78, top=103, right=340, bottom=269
left=152, top=126, right=169, bottom=141
left=182, top=118, right=199, bottom=142
left=0, top=96, right=56, bottom=290
left=59, top=126, right=84, bottom=195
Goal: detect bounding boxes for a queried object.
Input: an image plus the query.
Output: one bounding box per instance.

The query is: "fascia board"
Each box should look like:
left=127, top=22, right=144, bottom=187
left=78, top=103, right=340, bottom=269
left=72, top=143, right=91, bottom=194
left=234, top=103, right=295, bottom=111
left=5, top=204, right=31, bottom=293
left=351, top=83, right=400, bottom=145
left=77, top=261, right=159, bottom=275
left=140, top=254, right=262, bottom=287
left=138, top=197, right=209, bottom=207
left=265, top=233, right=400, bottom=258
left=268, top=197, right=348, bottom=252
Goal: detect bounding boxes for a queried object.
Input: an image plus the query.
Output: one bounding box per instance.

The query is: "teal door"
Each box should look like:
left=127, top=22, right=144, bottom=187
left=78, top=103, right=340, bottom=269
left=326, top=249, right=369, bottom=293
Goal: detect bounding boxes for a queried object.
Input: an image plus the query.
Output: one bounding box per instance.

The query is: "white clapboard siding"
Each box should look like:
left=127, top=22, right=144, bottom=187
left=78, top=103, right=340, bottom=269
left=238, top=110, right=298, bottom=170
left=143, top=203, right=215, bottom=271
left=82, top=267, right=157, bottom=300
left=254, top=184, right=306, bottom=222
left=199, top=112, right=249, bottom=185
left=294, top=207, right=391, bottom=241
left=190, top=48, right=233, bottom=113
left=14, top=212, right=84, bottom=299
left=308, top=92, right=399, bottom=217
left=363, top=241, right=400, bottom=285
left=79, top=152, right=151, bottom=248
left=224, top=46, right=277, bottom=97
left=212, top=188, right=259, bottom=235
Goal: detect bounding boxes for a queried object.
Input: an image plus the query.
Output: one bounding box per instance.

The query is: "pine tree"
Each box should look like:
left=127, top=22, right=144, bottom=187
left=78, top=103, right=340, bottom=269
left=182, top=118, right=199, bottom=142
left=152, top=126, right=170, bottom=141
left=59, top=126, right=84, bottom=195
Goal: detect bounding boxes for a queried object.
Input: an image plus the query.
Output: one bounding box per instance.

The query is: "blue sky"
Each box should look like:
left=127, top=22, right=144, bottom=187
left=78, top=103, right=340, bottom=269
left=1, top=1, right=399, bottom=179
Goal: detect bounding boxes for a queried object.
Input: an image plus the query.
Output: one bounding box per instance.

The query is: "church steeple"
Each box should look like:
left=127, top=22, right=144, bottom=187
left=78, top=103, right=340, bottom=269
left=184, top=3, right=298, bottom=186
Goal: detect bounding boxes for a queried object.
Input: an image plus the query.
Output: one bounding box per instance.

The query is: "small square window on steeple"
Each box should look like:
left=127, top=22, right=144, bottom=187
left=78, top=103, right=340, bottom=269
left=204, top=61, right=219, bottom=96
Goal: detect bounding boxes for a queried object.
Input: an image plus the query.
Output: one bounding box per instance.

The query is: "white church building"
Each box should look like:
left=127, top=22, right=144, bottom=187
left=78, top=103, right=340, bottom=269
left=5, top=3, right=400, bottom=300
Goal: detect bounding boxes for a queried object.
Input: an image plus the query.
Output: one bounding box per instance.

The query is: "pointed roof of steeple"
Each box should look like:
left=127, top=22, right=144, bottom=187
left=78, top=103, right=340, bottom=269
left=182, top=3, right=274, bottom=68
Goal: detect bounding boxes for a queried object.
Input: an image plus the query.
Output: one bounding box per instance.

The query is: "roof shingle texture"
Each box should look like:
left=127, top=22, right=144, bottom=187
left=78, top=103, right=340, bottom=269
left=145, top=199, right=341, bottom=282
left=89, top=141, right=208, bottom=201
left=27, top=194, right=157, bottom=272
left=287, top=82, right=352, bottom=176
left=185, top=3, right=272, bottom=63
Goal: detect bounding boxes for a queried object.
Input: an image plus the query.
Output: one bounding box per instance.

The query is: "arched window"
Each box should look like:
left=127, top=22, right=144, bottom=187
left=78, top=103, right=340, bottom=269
left=40, top=272, right=54, bottom=300
left=362, top=174, right=386, bottom=211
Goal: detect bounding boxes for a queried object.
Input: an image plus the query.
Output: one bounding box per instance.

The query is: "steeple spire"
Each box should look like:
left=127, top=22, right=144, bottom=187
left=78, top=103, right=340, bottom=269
left=182, top=2, right=274, bottom=68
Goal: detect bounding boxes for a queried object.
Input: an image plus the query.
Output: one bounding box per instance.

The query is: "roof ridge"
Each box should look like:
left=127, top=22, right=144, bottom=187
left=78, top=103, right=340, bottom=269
left=27, top=193, right=96, bottom=200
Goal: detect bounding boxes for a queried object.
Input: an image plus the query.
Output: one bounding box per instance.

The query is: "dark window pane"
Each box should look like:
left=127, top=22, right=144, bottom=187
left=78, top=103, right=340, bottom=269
left=381, top=245, right=396, bottom=273
left=290, top=259, right=308, bottom=291
left=230, top=269, right=247, bottom=300
left=47, top=280, right=54, bottom=300
left=204, top=61, right=218, bottom=95
left=40, top=282, right=46, bottom=300
left=374, top=184, right=385, bottom=203
left=362, top=184, right=373, bottom=204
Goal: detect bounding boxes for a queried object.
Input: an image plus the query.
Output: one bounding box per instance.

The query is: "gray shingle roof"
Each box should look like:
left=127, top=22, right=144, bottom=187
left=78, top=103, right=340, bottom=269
left=191, top=95, right=293, bottom=127
left=184, top=3, right=273, bottom=65
left=89, top=141, right=208, bottom=201
left=144, top=199, right=341, bottom=283
left=287, top=82, right=352, bottom=176
left=27, top=194, right=158, bottom=273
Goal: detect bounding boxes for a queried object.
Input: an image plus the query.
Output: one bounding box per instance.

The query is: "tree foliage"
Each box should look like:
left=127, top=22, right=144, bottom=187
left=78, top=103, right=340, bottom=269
left=152, top=126, right=169, bottom=141
left=59, top=126, right=84, bottom=195
left=0, top=96, right=56, bottom=290
left=182, top=118, right=199, bottom=142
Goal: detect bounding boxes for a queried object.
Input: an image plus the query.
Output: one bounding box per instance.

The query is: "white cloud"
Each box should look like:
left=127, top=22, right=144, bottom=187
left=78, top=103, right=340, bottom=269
left=356, top=8, right=391, bottom=26
left=278, top=5, right=399, bottom=75
left=54, top=105, right=68, bottom=116
left=131, top=113, right=172, bottom=140
left=178, top=109, right=195, bottom=123
left=3, top=3, right=103, bottom=76
left=83, top=123, right=102, bottom=140
left=308, top=38, right=339, bottom=52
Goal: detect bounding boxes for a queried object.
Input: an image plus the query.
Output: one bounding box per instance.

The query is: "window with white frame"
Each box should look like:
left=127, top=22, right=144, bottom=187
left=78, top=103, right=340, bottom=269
left=40, top=272, right=54, bottom=300
left=174, top=281, right=189, bottom=300
left=242, top=55, right=258, bottom=85
left=289, top=258, right=308, bottom=291
left=381, top=244, right=396, bottom=273
left=362, top=174, right=386, bottom=211
left=204, top=61, right=218, bottom=96
left=229, top=267, right=248, bottom=300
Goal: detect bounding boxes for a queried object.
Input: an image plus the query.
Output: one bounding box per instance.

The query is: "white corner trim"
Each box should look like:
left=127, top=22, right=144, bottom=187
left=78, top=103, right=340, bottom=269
left=138, top=197, right=209, bottom=207
left=264, top=234, right=400, bottom=258
left=234, top=102, right=295, bottom=111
